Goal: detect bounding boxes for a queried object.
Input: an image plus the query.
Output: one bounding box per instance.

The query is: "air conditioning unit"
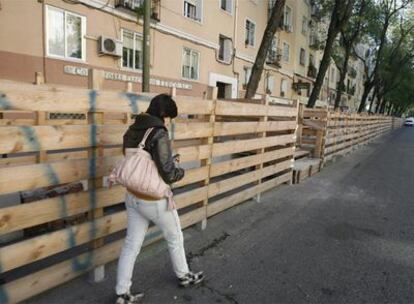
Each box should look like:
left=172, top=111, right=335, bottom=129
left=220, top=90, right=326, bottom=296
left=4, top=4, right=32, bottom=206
left=98, top=36, right=122, bottom=57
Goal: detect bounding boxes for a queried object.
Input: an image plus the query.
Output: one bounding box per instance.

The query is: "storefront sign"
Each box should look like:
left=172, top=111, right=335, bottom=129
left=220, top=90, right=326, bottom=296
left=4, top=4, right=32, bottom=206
left=64, top=65, right=192, bottom=90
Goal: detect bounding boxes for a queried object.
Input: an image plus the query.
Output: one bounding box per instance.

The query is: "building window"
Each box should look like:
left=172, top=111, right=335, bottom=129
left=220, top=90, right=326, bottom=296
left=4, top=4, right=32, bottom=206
left=283, top=5, right=293, bottom=32
left=46, top=5, right=86, bottom=61
left=331, top=67, right=335, bottom=82
left=267, top=75, right=275, bottom=95
left=122, top=30, right=143, bottom=70
left=243, top=66, right=252, bottom=87
left=245, top=19, right=255, bottom=46
left=299, top=48, right=306, bottom=66
left=282, top=42, right=290, bottom=62
left=220, top=0, right=232, bottom=13
left=219, top=35, right=232, bottom=63
left=182, top=47, right=199, bottom=80
left=309, top=54, right=315, bottom=66
left=184, top=0, right=202, bottom=21
left=302, top=16, right=308, bottom=34
left=280, top=78, right=288, bottom=97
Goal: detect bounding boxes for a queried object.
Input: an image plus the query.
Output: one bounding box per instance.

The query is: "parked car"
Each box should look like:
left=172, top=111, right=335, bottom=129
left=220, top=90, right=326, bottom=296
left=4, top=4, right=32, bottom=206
left=404, top=117, right=414, bottom=127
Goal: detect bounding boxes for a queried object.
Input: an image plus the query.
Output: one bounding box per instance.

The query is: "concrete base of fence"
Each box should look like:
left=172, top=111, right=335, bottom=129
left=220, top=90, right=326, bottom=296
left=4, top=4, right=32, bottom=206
left=89, top=265, right=105, bottom=283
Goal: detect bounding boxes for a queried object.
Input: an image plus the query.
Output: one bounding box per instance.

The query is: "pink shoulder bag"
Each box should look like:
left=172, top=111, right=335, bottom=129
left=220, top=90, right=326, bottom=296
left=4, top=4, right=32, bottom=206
left=109, top=128, right=176, bottom=210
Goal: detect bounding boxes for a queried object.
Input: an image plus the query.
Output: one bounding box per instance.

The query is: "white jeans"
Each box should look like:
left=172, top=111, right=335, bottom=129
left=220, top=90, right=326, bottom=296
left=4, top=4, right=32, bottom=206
left=116, top=193, right=189, bottom=295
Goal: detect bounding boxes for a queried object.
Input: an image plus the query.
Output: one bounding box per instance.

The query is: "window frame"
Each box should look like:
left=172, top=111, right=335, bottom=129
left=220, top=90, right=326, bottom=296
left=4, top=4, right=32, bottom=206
left=283, top=5, right=293, bottom=32
left=280, top=78, right=288, bottom=97
left=219, top=0, right=233, bottom=15
left=243, top=66, right=252, bottom=86
left=120, top=28, right=144, bottom=72
left=245, top=18, right=256, bottom=47
left=218, top=35, right=232, bottom=63
left=302, top=16, right=308, bottom=35
left=267, top=75, right=275, bottom=95
left=181, top=47, right=200, bottom=81
left=299, top=48, right=306, bottom=66
left=183, top=0, right=203, bottom=23
left=282, top=42, right=290, bottom=62
left=45, top=5, right=86, bottom=62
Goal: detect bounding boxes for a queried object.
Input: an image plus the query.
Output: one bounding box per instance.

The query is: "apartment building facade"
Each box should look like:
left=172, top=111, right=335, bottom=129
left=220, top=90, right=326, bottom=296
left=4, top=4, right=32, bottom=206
left=0, top=0, right=365, bottom=108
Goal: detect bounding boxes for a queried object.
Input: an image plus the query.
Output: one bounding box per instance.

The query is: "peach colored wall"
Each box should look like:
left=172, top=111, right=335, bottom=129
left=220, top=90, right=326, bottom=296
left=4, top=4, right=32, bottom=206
left=0, top=0, right=43, bottom=57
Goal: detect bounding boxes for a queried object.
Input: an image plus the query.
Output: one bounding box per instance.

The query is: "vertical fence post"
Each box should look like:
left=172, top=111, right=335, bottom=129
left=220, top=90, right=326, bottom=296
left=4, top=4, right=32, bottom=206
left=36, top=111, right=48, bottom=163
left=87, top=69, right=105, bottom=282
left=200, top=86, right=217, bottom=230
left=297, top=103, right=303, bottom=147
left=254, top=94, right=270, bottom=202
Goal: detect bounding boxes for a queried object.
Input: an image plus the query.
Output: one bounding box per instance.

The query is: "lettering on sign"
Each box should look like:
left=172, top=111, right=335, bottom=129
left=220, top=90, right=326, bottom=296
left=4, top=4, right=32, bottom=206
left=63, top=65, right=192, bottom=90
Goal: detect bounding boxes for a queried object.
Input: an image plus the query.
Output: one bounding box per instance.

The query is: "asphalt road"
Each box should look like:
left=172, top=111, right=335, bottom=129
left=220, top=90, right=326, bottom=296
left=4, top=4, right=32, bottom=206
left=26, top=127, right=414, bottom=304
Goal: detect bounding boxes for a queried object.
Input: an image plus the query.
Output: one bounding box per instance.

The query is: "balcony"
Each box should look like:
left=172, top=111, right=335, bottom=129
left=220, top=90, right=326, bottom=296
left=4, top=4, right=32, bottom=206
left=348, top=67, right=357, bottom=78
left=307, top=64, right=317, bottom=78
left=347, top=85, right=356, bottom=96
left=309, top=34, right=320, bottom=49
left=266, top=48, right=282, bottom=68
left=115, top=0, right=160, bottom=21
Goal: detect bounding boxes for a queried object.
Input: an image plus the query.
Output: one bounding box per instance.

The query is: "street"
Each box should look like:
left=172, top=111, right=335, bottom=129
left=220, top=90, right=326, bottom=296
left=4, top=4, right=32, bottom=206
left=26, top=127, right=414, bottom=304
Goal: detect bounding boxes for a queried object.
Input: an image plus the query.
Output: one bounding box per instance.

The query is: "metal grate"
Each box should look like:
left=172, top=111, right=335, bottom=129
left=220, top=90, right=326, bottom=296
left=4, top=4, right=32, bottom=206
left=48, top=113, right=87, bottom=120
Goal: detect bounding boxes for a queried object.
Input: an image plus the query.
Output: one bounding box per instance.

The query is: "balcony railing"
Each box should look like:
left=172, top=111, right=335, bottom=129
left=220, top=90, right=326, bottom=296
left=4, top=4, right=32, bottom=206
left=115, top=0, right=160, bottom=21
left=266, top=48, right=282, bottom=68
left=308, top=64, right=317, bottom=78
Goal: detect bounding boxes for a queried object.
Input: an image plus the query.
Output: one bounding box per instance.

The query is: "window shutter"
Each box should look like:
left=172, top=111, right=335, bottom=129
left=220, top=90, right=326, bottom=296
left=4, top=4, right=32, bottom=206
left=196, top=0, right=203, bottom=21
left=228, top=0, right=232, bottom=13
left=224, top=38, right=232, bottom=63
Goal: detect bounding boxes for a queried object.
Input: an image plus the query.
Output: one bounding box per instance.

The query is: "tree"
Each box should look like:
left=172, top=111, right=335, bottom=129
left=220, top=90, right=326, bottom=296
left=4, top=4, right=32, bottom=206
left=245, top=0, right=286, bottom=99
left=332, top=0, right=371, bottom=110
left=307, top=0, right=356, bottom=108
left=357, top=0, right=413, bottom=113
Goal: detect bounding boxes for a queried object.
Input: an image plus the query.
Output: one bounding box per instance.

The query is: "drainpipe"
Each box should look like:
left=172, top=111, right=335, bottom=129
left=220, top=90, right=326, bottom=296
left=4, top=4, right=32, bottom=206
left=41, top=0, right=47, bottom=83
left=232, top=0, right=239, bottom=98
left=142, top=0, right=151, bottom=92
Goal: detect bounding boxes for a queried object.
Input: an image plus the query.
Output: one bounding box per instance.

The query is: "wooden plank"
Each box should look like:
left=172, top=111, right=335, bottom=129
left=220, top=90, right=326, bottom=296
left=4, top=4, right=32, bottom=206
left=212, top=134, right=295, bottom=157
left=173, top=166, right=209, bottom=187
left=0, top=154, right=37, bottom=167
left=0, top=80, right=213, bottom=115
left=0, top=155, right=121, bottom=194
left=267, top=105, right=298, bottom=117
left=0, top=122, right=213, bottom=154
left=175, top=186, right=209, bottom=209
left=0, top=186, right=124, bottom=235
left=175, top=145, right=211, bottom=163
left=3, top=239, right=124, bottom=304
left=0, top=211, right=127, bottom=272
left=210, top=147, right=293, bottom=177
left=208, top=159, right=292, bottom=198
left=215, top=100, right=267, bottom=116
left=213, top=121, right=296, bottom=136
left=2, top=206, right=205, bottom=303
left=207, top=172, right=291, bottom=217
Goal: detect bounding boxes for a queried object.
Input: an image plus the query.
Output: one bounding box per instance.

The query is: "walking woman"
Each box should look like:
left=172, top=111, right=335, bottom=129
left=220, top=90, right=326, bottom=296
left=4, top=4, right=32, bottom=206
left=115, top=94, right=204, bottom=304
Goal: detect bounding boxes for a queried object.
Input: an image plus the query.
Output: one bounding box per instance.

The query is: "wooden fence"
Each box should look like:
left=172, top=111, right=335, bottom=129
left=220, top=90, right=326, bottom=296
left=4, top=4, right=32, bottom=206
left=324, top=112, right=395, bottom=162
left=0, top=80, right=297, bottom=303
left=293, top=106, right=405, bottom=183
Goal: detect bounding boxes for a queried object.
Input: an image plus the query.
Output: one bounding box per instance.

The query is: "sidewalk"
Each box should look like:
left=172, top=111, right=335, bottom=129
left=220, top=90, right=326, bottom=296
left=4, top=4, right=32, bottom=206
left=25, top=129, right=414, bottom=304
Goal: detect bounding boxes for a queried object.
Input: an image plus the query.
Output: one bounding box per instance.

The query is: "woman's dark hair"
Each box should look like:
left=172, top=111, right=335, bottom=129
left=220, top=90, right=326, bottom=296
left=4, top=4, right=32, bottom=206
left=146, top=94, right=178, bottom=120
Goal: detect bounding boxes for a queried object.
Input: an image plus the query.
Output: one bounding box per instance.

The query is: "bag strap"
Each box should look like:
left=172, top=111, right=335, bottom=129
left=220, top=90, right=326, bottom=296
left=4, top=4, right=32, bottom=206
left=138, top=127, right=155, bottom=149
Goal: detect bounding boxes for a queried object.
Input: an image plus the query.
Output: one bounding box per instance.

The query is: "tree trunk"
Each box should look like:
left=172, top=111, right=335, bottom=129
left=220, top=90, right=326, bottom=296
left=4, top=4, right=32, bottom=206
left=368, top=85, right=379, bottom=113
left=307, top=0, right=354, bottom=108
left=358, top=81, right=374, bottom=112
left=334, top=48, right=350, bottom=110
left=379, top=99, right=387, bottom=114
left=245, top=0, right=286, bottom=99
